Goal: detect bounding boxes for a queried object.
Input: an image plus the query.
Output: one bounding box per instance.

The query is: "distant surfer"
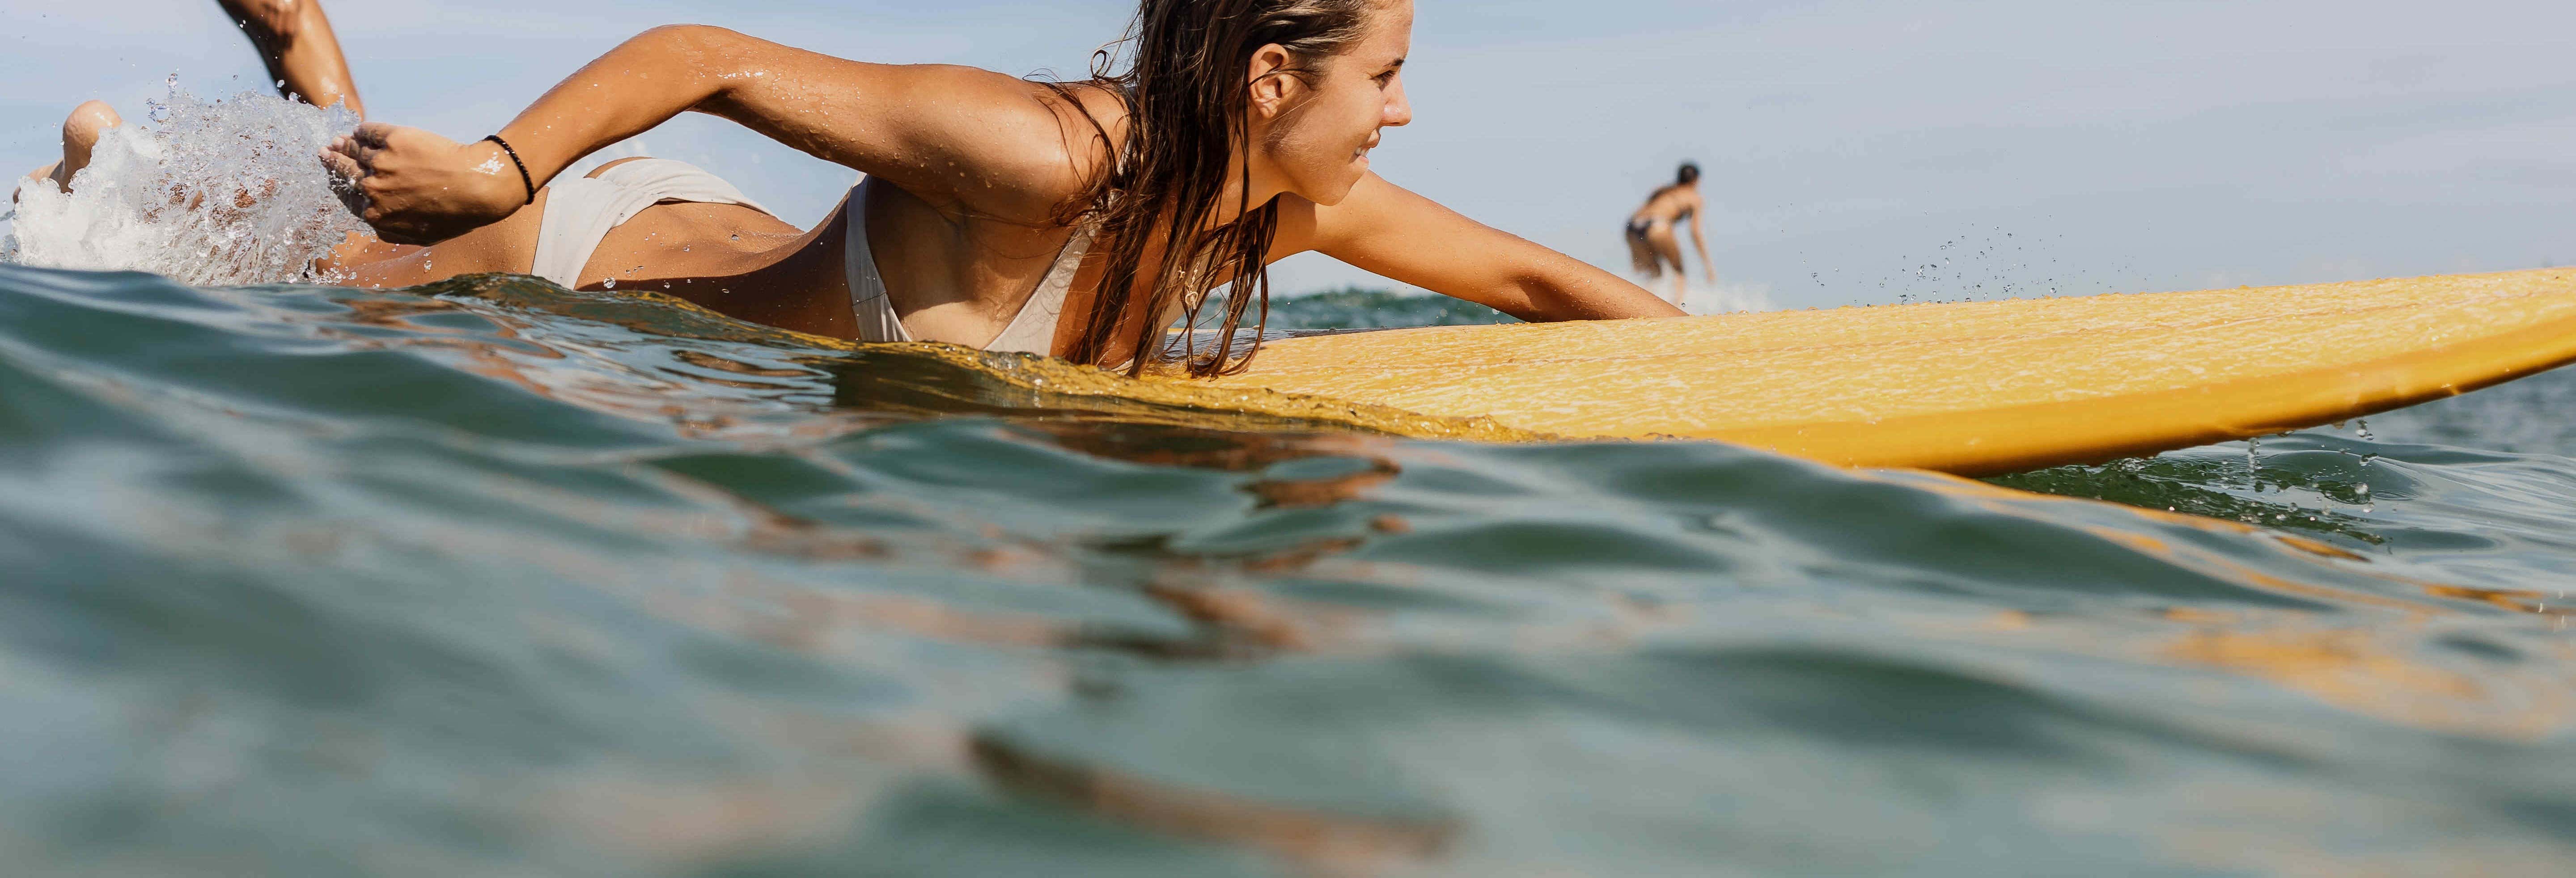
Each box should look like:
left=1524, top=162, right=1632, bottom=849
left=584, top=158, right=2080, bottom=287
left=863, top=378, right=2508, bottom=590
left=1623, top=162, right=1715, bottom=307
left=27, top=0, right=1683, bottom=376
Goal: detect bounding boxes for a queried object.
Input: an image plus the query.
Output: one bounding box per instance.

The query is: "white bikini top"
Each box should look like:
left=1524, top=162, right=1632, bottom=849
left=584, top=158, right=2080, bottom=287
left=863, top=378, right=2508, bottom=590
left=843, top=179, right=1095, bottom=354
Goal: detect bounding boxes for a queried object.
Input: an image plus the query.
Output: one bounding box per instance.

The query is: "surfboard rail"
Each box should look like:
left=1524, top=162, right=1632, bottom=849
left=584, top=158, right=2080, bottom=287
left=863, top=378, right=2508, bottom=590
left=1197, top=269, right=2576, bottom=475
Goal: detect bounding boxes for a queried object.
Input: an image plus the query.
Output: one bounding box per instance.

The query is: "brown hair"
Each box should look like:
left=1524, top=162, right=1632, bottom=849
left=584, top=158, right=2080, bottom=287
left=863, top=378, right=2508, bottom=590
left=1046, top=0, right=1377, bottom=376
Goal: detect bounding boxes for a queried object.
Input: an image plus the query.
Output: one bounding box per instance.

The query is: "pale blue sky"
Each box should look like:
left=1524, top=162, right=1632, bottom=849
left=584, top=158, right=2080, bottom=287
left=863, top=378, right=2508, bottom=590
left=4, top=0, right=2571, bottom=308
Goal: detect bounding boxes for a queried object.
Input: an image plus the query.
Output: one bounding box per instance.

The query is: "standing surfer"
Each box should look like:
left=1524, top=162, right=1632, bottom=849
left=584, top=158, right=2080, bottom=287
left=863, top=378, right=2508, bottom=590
left=1623, top=162, right=1715, bottom=307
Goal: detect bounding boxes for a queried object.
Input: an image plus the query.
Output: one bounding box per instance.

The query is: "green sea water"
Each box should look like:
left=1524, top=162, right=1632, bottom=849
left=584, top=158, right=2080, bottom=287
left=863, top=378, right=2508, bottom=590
left=3, top=265, right=2572, bottom=876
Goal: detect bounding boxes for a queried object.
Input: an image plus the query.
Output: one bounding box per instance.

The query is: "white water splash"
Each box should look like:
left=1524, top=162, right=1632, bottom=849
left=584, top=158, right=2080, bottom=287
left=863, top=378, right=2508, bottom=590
left=1678, top=280, right=1778, bottom=315
left=3, top=88, right=367, bottom=286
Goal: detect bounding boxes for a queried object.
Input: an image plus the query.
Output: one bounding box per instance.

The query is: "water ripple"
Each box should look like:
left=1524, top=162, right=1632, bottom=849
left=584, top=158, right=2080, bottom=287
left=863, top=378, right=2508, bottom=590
left=3, top=265, right=2574, bottom=875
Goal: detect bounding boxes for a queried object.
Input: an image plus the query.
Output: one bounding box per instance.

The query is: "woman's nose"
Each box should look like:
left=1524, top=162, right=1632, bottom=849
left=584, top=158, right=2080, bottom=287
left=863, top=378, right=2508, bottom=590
left=1384, top=81, right=1414, bottom=127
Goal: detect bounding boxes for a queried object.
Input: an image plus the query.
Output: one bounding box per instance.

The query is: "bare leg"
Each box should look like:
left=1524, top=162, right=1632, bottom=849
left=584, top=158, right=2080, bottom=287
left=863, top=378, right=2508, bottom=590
left=1625, top=226, right=1659, bottom=278
left=321, top=188, right=559, bottom=287
left=216, top=0, right=364, bottom=117
left=1647, top=224, right=1687, bottom=307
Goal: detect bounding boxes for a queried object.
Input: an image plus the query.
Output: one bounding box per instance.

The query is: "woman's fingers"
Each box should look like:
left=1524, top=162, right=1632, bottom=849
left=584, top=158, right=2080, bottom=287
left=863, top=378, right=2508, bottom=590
left=318, top=151, right=369, bottom=218
left=323, top=136, right=368, bottom=176
left=349, top=122, right=396, bottom=150
left=318, top=148, right=362, bottom=182
left=341, top=124, right=398, bottom=169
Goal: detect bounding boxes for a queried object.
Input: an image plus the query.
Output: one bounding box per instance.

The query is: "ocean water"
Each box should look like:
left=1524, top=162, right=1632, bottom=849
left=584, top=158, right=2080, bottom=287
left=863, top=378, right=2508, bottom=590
left=7, top=92, right=2576, bottom=876
left=1, top=265, right=2573, bottom=877
left=1244, top=287, right=1518, bottom=330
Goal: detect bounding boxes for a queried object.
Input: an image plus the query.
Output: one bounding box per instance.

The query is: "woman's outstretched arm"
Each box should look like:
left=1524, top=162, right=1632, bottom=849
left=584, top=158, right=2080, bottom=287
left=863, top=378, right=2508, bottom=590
left=325, top=25, right=1096, bottom=244
left=1688, top=202, right=1715, bottom=287
left=1276, top=174, right=1685, bottom=321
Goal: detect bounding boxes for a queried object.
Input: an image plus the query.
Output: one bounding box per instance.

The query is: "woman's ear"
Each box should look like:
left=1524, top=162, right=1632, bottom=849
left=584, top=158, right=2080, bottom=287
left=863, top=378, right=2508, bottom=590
left=1246, top=44, right=1299, bottom=118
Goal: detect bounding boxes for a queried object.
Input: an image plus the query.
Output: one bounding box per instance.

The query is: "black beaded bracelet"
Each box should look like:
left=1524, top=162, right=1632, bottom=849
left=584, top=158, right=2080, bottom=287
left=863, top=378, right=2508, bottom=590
left=481, top=135, right=538, bottom=206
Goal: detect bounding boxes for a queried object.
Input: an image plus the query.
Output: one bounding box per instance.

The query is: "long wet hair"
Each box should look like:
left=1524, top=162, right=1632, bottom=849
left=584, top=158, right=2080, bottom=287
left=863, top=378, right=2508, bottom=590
left=1045, top=0, right=1377, bottom=376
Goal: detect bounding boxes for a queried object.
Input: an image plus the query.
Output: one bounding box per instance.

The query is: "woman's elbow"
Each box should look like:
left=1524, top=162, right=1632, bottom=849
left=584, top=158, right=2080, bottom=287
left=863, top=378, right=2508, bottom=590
left=617, top=25, right=759, bottom=97
left=630, top=24, right=750, bottom=60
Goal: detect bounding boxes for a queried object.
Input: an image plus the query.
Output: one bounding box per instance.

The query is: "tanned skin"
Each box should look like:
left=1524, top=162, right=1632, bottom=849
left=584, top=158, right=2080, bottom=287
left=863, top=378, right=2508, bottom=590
left=37, top=0, right=1683, bottom=357
left=326, top=0, right=1679, bottom=353
left=216, top=0, right=365, bottom=117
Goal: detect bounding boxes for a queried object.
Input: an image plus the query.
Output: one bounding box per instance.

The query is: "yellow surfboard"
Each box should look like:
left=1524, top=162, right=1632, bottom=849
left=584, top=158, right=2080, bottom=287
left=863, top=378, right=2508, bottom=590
left=1195, top=269, right=2576, bottom=476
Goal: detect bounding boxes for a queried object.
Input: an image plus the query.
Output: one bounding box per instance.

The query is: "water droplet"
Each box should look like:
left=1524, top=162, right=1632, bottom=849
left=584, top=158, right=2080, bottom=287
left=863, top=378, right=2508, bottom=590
left=603, top=278, right=616, bottom=289
left=2245, top=435, right=2262, bottom=490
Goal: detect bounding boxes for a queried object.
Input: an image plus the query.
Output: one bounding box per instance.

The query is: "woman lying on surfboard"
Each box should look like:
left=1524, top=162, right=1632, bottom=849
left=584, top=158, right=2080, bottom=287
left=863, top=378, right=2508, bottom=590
left=36, top=0, right=1682, bottom=374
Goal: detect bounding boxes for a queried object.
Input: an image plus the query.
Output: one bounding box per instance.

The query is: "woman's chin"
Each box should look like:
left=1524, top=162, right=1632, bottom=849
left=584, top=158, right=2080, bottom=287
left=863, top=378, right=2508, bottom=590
left=1300, top=169, right=1368, bottom=207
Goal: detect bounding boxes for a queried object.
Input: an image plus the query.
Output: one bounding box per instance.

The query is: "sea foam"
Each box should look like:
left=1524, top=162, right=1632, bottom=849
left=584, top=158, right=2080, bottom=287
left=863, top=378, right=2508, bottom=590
left=4, top=86, right=366, bottom=286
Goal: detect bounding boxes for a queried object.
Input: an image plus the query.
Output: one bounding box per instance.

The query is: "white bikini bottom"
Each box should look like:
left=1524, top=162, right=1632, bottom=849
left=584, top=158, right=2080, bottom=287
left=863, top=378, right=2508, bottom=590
left=530, top=158, right=769, bottom=290
left=530, top=163, right=1102, bottom=357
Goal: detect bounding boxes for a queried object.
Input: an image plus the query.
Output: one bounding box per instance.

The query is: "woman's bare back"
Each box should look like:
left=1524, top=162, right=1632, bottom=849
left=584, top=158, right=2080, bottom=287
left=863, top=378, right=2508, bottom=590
left=1630, top=182, right=1702, bottom=225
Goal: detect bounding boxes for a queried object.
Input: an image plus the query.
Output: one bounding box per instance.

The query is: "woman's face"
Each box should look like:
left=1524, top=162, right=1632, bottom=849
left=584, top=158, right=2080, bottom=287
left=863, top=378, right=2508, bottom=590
left=1250, top=0, right=1415, bottom=207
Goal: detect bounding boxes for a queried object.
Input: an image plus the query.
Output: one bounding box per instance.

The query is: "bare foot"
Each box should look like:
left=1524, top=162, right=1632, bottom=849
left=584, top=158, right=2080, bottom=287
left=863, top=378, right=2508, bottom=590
left=216, top=0, right=305, bottom=42
left=51, top=101, right=123, bottom=193
left=16, top=101, right=121, bottom=205
left=215, top=0, right=363, bottom=116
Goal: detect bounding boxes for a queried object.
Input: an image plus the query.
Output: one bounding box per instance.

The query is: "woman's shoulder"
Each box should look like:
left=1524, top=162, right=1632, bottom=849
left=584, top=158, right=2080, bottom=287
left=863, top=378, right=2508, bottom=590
left=886, top=72, right=1128, bottom=223
left=1031, top=80, right=1132, bottom=177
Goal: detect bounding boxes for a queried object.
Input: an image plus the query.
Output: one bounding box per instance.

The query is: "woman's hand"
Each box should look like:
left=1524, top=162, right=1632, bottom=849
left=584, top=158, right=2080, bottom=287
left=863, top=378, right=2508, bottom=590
left=320, top=123, right=528, bottom=245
